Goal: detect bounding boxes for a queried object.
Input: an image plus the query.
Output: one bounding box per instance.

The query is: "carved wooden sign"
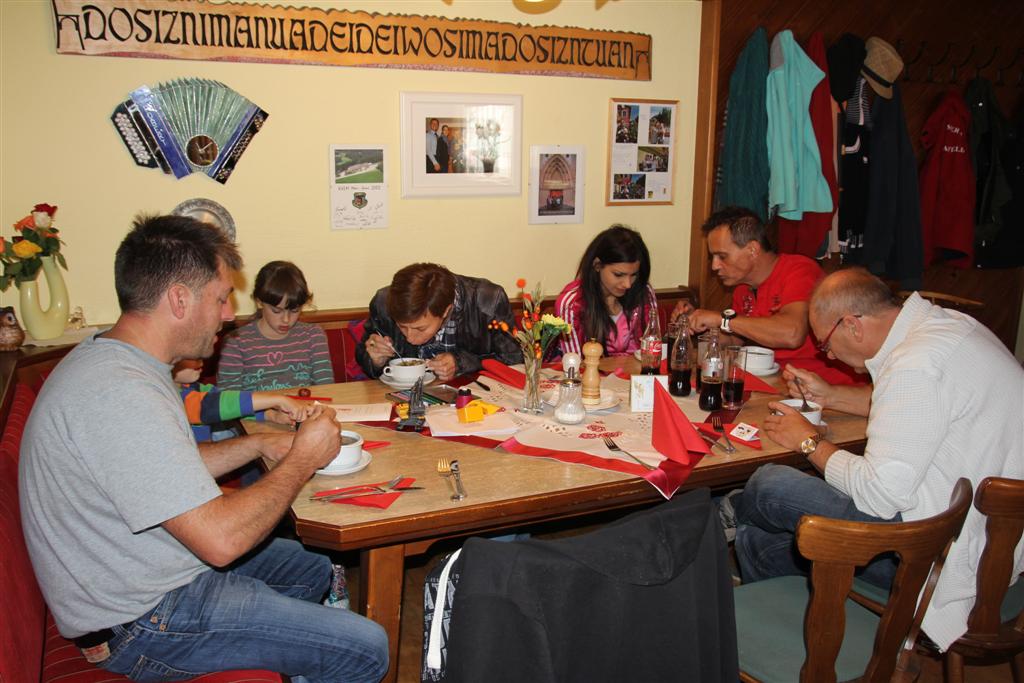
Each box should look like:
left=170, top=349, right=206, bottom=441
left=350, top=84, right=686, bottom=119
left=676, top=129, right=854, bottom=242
left=52, top=0, right=652, bottom=81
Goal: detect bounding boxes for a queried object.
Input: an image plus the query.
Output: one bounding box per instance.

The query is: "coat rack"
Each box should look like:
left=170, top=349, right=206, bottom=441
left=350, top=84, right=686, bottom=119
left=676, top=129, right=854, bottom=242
left=898, top=41, right=1022, bottom=86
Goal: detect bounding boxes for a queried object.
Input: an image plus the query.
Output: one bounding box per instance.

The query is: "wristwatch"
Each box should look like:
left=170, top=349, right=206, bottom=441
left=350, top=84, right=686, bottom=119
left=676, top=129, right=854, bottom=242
left=721, top=308, right=737, bottom=333
left=800, top=433, right=822, bottom=455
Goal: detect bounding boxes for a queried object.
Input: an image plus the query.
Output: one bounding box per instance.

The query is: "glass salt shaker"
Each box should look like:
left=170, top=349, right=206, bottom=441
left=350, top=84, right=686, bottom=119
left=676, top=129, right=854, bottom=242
left=554, top=372, right=586, bottom=424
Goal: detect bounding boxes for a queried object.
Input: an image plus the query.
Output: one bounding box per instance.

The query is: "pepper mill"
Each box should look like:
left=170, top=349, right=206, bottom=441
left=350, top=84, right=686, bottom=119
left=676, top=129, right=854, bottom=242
left=581, top=338, right=603, bottom=405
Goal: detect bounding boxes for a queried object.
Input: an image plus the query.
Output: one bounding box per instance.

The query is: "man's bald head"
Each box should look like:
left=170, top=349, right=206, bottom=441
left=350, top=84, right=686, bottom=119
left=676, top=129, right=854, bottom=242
left=810, top=268, right=898, bottom=323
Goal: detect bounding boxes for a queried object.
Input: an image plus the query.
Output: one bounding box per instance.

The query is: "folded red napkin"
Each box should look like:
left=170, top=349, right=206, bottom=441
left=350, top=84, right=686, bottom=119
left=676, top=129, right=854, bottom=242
left=652, top=382, right=710, bottom=463
left=479, top=359, right=526, bottom=389
left=362, top=440, right=391, bottom=450
left=317, top=477, right=416, bottom=509
left=738, top=369, right=779, bottom=394
left=694, top=421, right=762, bottom=449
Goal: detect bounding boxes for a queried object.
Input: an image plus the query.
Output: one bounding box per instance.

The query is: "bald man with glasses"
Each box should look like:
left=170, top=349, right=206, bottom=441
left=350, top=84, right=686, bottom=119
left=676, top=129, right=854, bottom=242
left=728, top=267, right=1024, bottom=653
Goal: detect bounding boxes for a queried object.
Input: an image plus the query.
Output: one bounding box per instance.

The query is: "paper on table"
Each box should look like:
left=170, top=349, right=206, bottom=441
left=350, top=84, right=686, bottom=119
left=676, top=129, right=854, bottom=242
left=424, top=406, right=521, bottom=437
left=330, top=403, right=393, bottom=422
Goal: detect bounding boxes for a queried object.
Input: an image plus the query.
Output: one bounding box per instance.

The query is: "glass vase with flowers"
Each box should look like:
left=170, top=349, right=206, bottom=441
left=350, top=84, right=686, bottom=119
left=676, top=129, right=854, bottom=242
left=1, top=204, right=70, bottom=340
left=489, top=279, right=570, bottom=413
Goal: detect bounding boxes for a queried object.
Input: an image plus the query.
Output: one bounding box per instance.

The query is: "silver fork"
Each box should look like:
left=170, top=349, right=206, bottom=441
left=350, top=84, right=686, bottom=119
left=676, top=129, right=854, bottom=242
left=437, top=457, right=467, bottom=501
left=710, top=415, right=737, bottom=453
left=601, top=435, right=655, bottom=470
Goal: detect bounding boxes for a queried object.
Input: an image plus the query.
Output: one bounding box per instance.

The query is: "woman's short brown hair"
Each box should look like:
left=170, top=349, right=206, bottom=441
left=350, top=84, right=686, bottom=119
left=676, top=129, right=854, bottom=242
left=387, top=263, right=456, bottom=322
left=253, top=261, right=311, bottom=310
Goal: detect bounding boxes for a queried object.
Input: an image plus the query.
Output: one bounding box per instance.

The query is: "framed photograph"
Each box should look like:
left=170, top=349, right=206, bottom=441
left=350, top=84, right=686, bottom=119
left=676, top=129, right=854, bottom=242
left=528, top=145, right=585, bottom=224
left=400, top=92, right=522, bottom=198
left=606, top=98, right=678, bottom=205
left=329, top=145, right=388, bottom=230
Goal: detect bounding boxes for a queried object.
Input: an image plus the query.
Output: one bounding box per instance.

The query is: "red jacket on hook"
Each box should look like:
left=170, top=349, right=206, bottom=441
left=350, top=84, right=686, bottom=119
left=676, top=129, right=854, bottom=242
left=919, top=91, right=976, bottom=268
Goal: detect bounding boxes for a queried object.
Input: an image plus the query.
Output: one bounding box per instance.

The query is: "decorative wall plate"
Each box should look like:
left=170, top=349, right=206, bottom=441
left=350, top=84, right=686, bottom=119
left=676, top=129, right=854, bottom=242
left=171, top=198, right=236, bottom=241
left=111, top=78, right=268, bottom=184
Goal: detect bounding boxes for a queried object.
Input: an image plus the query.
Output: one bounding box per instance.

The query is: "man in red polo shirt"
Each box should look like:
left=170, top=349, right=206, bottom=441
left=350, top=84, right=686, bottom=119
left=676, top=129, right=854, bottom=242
left=682, top=206, right=855, bottom=383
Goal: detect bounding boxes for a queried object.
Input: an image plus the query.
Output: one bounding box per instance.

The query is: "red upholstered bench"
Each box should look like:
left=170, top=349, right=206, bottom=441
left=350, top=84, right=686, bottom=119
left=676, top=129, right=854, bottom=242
left=0, top=382, right=283, bottom=683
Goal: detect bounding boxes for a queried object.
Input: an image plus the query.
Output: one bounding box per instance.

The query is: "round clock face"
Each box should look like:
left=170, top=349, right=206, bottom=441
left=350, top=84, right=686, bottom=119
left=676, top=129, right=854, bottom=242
left=186, top=135, right=219, bottom=167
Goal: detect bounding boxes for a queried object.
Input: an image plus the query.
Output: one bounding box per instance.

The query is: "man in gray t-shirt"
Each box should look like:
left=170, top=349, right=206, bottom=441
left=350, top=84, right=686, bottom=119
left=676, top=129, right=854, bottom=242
left=19, top=215, right=388, bottom=682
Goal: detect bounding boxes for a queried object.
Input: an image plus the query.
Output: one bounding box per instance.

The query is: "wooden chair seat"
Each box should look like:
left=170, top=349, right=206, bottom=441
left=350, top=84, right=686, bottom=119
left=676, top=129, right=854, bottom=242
left=736, top=575, right=881, bottom=682
left=734, top=479, right=973, bottom=683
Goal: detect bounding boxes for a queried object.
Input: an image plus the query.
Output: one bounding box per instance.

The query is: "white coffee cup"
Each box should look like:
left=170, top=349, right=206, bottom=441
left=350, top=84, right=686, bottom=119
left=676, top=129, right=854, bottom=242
left=744, top=346, right=775, bottom=372
left=321, top=430, right=365, bottom=472
left=780, top=398, right=823, bottom=425
left=382, top=357, right=426, bottom=383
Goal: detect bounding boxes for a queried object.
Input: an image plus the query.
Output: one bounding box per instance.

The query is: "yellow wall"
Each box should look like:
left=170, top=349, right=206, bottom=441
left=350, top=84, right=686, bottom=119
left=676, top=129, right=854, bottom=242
left=0, top=0, right=702, bottom=323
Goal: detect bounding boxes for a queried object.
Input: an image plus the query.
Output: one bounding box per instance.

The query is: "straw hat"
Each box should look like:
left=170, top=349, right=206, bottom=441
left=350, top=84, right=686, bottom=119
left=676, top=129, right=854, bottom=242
left=861, top=37, right=904, bottom=99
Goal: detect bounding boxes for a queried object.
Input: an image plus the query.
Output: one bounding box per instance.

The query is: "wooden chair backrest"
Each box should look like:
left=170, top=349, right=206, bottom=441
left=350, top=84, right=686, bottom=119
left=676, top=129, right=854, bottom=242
left=897, top=290, right=984, bottom=311
left=795, top=479, right=973, bottom=683
left=967, top=477, right=1024, bottom=636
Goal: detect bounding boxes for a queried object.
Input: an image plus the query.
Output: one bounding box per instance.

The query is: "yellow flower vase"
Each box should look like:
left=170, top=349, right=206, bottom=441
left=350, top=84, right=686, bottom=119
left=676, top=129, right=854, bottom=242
left=18, top=255, right=69, bottom=340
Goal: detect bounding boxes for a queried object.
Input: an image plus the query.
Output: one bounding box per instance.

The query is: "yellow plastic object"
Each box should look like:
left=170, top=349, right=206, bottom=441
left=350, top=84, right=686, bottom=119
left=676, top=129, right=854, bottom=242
left=395, top=402, right=410, bottom=419
left=456, top=402, right=485, bottom=423
left=476, top=400, right=501, bottom=415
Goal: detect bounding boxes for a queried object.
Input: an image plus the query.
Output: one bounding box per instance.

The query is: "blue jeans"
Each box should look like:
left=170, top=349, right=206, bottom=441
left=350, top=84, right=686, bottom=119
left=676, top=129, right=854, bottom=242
left=734, top=464, right=900, bottom=587
left=100, top=538, right=388, bottom=682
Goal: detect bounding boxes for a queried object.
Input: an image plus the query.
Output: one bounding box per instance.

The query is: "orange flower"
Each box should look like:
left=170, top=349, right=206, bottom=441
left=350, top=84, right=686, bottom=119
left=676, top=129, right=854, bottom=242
left=515, top=278, right=527, bottom=289
left=499, top=321, right=509, bottom=332
left=522, top=292, right=532, bottom=302
left=12, top=215, right=33, bottom=231
left=524, top=320, right=533, bottom=330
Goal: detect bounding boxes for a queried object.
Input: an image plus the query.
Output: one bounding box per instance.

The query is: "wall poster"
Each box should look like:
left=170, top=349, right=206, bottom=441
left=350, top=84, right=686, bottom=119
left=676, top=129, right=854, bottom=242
left=528, top=145, right=585, bottom=225
left=329, top=145, right=387, bottom=230
left=605, top=98, right=678, bottom=206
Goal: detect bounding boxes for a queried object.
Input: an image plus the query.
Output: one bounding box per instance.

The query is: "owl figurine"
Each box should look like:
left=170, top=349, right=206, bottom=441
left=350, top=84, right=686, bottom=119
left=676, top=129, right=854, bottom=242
left=0, top=307, right=25, bottom=351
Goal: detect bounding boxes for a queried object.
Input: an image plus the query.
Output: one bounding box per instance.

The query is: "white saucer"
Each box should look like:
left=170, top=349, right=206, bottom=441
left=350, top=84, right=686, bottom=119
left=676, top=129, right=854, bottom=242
left=379, top=371, right=436, bottom=390
left=543, top=388, right=621, bottom=412
left=316, top=449, right=372, bottom=476
left=747, top=362, right=781, bottom=376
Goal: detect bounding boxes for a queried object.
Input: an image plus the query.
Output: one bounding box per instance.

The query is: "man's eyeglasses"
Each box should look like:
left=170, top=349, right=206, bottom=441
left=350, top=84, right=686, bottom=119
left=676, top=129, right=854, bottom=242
left=816, top=314, right=862, bottom=354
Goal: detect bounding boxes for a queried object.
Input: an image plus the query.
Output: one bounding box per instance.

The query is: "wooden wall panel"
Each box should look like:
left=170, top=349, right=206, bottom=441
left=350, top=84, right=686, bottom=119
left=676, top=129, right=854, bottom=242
left=691, top=0, right=1024, bottom=349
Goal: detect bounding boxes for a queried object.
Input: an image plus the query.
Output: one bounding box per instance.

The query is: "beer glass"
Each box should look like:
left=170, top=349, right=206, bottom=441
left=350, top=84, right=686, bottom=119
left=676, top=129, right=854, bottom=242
left=722, top=346, right=746, bottom=409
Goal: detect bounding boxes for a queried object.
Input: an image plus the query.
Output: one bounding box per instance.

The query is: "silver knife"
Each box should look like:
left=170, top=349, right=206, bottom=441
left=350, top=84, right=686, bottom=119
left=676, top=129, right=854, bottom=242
left=310, top=487, right=423, bottom=502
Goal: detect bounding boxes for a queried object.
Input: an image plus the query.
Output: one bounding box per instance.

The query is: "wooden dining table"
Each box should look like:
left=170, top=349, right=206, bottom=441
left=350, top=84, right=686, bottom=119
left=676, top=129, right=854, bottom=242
left=246, top=357, right=867, bottom=682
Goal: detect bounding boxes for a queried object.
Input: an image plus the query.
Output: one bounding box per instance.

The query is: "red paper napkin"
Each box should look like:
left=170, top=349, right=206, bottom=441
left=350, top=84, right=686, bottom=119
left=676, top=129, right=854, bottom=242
left=694, top=421, right=762, bottom=449
left=651, top=382, right=710, bottom=463
left=738, top=369, right=779, bottom=394
left=314, top=477, right=416, bottom=509
left=479, top=359, right=527, bottom=389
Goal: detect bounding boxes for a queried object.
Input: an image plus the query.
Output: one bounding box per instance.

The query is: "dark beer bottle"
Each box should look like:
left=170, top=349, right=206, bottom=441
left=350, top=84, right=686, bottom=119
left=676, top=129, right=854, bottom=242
left=668, top=317, right=691, bottom=396
left=698, top=329, right=723, bottom=411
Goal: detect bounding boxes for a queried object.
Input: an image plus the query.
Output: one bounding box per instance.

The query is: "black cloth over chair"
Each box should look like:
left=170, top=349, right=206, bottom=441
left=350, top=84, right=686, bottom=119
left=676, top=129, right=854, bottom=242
left=439, top=488, right=738, bottom=683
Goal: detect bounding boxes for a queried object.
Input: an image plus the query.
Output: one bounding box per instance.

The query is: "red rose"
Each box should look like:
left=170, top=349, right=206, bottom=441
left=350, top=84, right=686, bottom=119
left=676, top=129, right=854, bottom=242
left=33, top=203, right=58, bottom=216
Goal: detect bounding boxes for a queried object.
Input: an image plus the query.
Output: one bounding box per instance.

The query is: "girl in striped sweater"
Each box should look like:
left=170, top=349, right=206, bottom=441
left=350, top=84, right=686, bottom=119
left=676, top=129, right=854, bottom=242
left=218, top=261, right=335, bottom=391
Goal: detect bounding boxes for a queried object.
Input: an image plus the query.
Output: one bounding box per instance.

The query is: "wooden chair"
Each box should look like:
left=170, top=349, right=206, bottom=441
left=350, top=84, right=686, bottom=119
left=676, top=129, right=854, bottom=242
left=897, top=290, right=984, bottom=313
left=734, top=478, right=972, bottom=683
left=852, top=478, right=1024, bottom=681
left=943, top=477, right=1024, bottom=682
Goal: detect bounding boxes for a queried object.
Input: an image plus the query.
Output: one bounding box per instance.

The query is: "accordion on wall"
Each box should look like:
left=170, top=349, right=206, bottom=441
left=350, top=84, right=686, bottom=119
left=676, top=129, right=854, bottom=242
left=111, top=79, right=268, bottom=184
